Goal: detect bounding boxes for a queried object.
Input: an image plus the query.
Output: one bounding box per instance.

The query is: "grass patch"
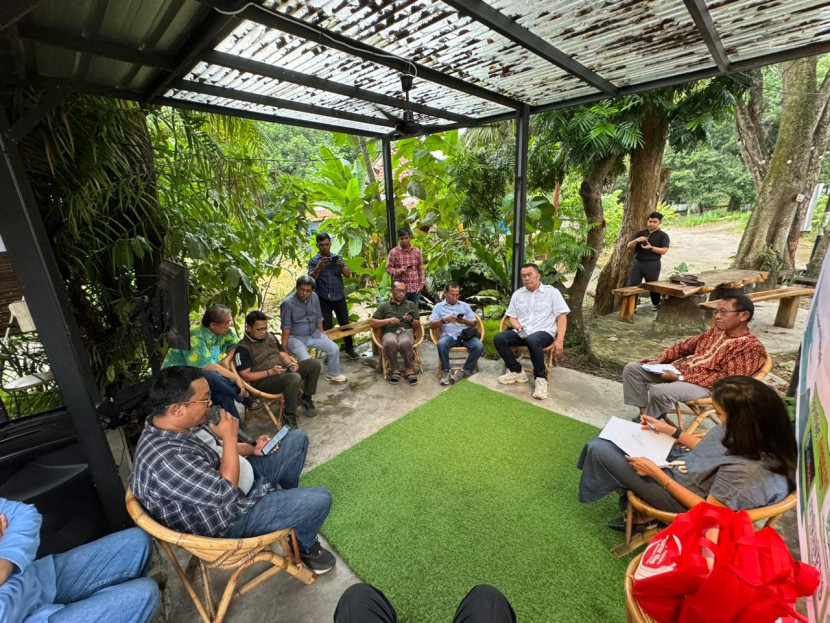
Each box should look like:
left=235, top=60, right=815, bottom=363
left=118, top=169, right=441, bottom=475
left=672, top=208, right=750, bottom=229
left=302, top=383, right=629, bottom=622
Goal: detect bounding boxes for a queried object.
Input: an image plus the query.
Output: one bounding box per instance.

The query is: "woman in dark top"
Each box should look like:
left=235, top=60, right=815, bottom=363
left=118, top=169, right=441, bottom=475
left=578, top=376, right=796, bottom=530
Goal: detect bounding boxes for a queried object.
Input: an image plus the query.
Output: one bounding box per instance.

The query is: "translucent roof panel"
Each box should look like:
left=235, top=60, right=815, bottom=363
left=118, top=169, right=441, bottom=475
left=181, top=61, right=449, bottom=127
left=709, top=0, right=830, bottom=63
left=210, top=20, right=513, bottom=119
left=492, top=0, right=713, bottom=89
left=261, top=0, right=603, bottom=107
left=167, top=88, right=392, bottom=135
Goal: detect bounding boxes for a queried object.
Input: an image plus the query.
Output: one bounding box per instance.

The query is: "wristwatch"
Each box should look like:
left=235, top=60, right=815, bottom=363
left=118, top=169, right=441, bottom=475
left=678, top=374, right=685, bottom=382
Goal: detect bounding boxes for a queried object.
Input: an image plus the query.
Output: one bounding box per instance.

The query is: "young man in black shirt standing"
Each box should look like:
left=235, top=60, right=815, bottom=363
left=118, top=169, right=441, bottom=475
left=625, top=211, right=670, bottom=310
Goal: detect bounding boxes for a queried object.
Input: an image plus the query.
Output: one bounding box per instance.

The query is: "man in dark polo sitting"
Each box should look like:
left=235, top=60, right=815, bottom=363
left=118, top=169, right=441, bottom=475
left=234, top=310, right=321, bottom=427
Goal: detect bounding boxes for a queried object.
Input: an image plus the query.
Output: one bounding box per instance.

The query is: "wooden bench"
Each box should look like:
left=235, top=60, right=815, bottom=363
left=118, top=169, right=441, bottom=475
left=700, top=286, right=816, bottom=329
left=612, top=286, right=650, bottom=323
left=323, top=318, right=372, bottom=341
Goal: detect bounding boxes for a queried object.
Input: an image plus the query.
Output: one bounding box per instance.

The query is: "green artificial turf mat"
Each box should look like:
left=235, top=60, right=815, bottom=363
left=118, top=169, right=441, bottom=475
left=302, top=382, right=630, bottom=622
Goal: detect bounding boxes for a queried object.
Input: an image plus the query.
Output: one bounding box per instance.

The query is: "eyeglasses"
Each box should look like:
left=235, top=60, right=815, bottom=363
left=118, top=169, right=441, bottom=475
left=713, top=310, right=741, bottom=316
left=178, top=397, right=212, bottom=406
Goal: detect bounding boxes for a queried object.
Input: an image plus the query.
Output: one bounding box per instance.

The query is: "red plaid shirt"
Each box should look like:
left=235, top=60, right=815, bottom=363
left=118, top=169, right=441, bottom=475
left=657, top=328, right=767, bottom=389
left=386, top=245, right=425, bottom=293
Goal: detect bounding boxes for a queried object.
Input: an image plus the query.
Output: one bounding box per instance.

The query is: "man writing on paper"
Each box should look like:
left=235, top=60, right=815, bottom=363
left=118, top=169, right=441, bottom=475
left=622, top=294, right=767, bottom=421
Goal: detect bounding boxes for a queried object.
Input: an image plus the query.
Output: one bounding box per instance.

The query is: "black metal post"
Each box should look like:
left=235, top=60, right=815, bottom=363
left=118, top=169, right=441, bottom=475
left=511, top=105, right=530, bottom=291
left=382, top=137, right=397, bottom=251
left=0, top=105, right=130, bottom=529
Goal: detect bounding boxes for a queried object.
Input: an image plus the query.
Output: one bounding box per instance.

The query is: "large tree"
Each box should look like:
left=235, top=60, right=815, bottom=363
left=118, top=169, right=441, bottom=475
left=734, top=57, right=830, bottom=270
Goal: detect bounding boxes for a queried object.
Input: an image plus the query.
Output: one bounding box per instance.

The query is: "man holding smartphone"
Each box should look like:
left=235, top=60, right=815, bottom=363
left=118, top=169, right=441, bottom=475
left=386, top=226, right=425, bottom=310
left=429, top=282, right=484, bottom=385
left=308, top=231, right=359, bottom=360
left=624, top=211, right=670, bottom=311
left=234, top=310, right=322, bottom=427
left=371, top=280, right=420, bottom=385
left=131, top=366, right=336, bottom=574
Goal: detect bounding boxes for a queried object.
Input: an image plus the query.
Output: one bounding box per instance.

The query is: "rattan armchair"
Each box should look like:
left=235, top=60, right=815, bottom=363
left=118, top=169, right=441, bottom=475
left=611, top=489, right=796, bottom=557
left=498, top=315, right=558, bottom=379
left=126, top=491, right=315, bottom=623
left=229, top=359, right=284, bottom=429
left=428, top=313, right=485, bottom=379
left=371, top=321, right=424, bottom=375
left=624, top=554, right=656, bottom=623
left=668, top=355, right=773, bottom=434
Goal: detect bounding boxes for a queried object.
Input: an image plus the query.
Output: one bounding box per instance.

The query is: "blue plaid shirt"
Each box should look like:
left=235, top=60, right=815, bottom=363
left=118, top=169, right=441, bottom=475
left=129, top=419, right=271, bottom=537
left=307, top=253, right=346, bottom=301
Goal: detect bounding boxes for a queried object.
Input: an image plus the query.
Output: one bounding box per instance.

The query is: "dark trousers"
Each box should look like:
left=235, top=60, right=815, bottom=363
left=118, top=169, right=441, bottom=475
left=251, top=359, right=320, bottom=415
left=202, top=370, right=241, bottom=420
left=334, top=583, right=516, bottom=623
left=493, top=330, right=554, bottom=379
left=404, top=292, right=421, bottom=310
left=626, top=259, right=662, bottom=306
left=319, top=297, right=353, bottom=350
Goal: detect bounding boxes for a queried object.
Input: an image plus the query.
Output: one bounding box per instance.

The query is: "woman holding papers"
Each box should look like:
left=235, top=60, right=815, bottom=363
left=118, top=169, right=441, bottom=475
left=577, top=376, right=795, bottom=532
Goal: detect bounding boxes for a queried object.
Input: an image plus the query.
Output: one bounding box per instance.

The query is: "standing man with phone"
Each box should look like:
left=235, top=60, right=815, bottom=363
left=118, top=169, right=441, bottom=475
left=624, top=211, right=670, bottom=311
left=429, top=283, right=484, bottom=385
left=235, top=310, right=322, bottom=428
left=493, top=263, right=569, bottom=400
left=371, top=280, right=420, bottom=385
left=308, top=232, right=359, bottom=360
left=386, top=226, right=425, bottom=310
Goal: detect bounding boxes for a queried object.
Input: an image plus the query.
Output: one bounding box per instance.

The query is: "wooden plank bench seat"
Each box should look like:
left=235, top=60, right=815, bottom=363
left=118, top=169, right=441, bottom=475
left=700, top=286, right=816, bottom=329
left=324, top=318, right=372, bottom=341
left=612, top=286, right=650, bottom=324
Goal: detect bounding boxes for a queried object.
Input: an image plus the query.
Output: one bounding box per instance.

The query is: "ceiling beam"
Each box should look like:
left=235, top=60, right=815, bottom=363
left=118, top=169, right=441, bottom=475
left=683, top=0, right=730, bottom=73
left=221, top=1, right=522, bottom=111
left=155, top=96, right=385, bottom=137
left=0, top=0, right=40, bottom=32
left=17, top=23, right=176, bottom=70
left=439, top=0, right=617, bottom=96
left=202, top=49, right=475, bottom=124
left=171, top=79, right=393, bottom=128
left=142, top=10, right=239, bottom=103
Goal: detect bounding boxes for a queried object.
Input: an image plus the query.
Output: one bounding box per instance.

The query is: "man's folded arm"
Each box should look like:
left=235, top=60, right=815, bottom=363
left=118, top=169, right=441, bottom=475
left=0, top=499, right=41, bottom=579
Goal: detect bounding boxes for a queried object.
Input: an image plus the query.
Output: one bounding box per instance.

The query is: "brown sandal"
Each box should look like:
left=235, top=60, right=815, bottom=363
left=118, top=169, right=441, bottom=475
left=388, top=371, right=401, bottom=384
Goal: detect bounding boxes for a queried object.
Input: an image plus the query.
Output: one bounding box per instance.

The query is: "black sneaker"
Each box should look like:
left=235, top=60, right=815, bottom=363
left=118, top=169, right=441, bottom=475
left=299, top=540, right=336, bottom=574
left=284, top=412, right=298, bottom=428
left=299, top=394, right=318, bottom=418
left=344, top=348, right=359, bottom=360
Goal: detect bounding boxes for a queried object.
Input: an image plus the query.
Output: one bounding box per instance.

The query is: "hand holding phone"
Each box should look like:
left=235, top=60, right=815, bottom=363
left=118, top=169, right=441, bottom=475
left=261, top=425, right=291, bottom=455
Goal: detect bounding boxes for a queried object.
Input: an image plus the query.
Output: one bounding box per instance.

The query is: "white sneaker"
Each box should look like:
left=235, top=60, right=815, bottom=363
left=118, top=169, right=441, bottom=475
left=497, top=370, right=529, bottom=384
left=532, top=377, right=548, bottom=400
left=326, top=374, right=347, bottom=383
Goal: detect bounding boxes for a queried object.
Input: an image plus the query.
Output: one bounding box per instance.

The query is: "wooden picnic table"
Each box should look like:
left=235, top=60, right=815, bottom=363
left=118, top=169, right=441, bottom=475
left=643, top=269, right=769, bottom=329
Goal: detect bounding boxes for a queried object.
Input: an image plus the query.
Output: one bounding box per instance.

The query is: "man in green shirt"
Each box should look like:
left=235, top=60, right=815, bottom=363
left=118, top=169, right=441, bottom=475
left=371, top=280, right=419, bottom=385
left=162, top=304, right=253, bottom=422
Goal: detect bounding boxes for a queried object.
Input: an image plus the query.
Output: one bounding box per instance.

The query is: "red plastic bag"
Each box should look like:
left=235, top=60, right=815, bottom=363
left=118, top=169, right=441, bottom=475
left=632, top=502, right=818, bottom=623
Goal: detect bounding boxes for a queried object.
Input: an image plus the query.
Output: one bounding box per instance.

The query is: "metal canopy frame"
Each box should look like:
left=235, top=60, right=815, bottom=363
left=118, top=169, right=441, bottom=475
left=1, top=0, right=829, bottom=527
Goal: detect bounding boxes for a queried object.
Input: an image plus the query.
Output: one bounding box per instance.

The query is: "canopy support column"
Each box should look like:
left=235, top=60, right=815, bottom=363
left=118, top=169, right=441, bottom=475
left=382, top=137, right=397, bottom=251
left=511, top=105, right=530, bottom=291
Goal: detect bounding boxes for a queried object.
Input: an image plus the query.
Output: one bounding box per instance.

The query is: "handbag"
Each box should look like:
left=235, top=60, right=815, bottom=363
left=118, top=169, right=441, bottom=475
left=669, top=274, right=705, bottom=287
left=632, top=502, right=818, bottom=623
left=460, top=326, right=481, bottom=340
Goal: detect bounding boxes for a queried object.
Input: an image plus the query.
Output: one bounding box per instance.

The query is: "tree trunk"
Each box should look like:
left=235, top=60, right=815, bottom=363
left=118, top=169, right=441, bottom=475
left=735, top=69, right=769, bottom=195
left=594, top=103, right=670, bottom=315
left=566, top=154, right=617, bottom=335
left=359, top=137, right=377, bottom=184
left=656, top=168, right=671, bottom=204
left=806, top=232, right=829, bottom=278
left=734, top=58, right=828, bottom=270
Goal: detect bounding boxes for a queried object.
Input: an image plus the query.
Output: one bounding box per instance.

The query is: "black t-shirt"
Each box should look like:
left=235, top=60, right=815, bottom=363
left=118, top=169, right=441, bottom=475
left=631, top=228, right=670, bottom=261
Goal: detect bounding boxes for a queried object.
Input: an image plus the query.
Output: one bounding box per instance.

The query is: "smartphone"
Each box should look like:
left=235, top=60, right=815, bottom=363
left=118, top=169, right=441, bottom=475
left=456, top=313, right=465, bottom=318
left=261, top=425, right=290, bottom=455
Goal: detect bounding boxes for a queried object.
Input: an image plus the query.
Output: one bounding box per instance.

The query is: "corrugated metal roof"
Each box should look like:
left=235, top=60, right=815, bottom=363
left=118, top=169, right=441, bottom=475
left=1, top=0, right=830, bottom=136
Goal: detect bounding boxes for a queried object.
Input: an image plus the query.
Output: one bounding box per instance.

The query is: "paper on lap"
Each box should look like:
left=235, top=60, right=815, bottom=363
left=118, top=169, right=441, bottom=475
left=599, top=416, right=676, bottom=466
left=642, top=363, right=681, bottom=375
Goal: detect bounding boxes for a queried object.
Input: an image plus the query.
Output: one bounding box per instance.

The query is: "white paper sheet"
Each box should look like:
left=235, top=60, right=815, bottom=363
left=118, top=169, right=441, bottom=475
left=642, top=363, right=681, bottom=375
left=598, top=416, right=676, bottom=465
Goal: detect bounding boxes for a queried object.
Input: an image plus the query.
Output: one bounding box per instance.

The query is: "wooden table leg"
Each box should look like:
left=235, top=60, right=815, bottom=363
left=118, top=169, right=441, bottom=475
left=774, top=297, right=800, bottom=328
left=620, top=295, right=636, bottom=324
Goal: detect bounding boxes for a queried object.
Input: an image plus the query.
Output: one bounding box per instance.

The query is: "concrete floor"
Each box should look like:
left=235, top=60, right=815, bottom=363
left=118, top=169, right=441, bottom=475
left=147, top=307, right=806, bottom=622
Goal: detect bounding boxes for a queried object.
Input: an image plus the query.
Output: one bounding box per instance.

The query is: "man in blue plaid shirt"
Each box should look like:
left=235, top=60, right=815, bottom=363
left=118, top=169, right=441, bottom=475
left=130, top=366, right=336, bottom=573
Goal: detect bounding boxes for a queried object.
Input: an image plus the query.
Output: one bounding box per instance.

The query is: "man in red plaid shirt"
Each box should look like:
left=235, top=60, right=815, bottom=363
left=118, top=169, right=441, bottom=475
left=386, top=227, right=425, bottom=310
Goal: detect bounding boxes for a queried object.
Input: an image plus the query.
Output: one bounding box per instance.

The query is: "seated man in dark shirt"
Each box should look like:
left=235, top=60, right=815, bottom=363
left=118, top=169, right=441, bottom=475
left=234, top=310, right=322, bottom=428
left=130, top=366, right=335, bottom=573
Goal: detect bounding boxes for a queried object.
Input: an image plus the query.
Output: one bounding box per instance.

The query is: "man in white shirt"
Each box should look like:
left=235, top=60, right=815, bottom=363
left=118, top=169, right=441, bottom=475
left=494, top=263, right=569, bottom=400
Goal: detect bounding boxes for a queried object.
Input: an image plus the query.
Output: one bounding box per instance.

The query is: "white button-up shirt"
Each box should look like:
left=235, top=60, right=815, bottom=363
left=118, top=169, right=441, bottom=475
left=506, top=283, right=570, bottom=337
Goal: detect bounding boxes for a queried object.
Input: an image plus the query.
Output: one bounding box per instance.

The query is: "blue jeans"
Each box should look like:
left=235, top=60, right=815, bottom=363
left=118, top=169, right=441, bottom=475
left=224, top=430, right=332, bottom=550
left=437, top=335, right=484, bottom=374
left=202, top=369, right=242, bottom=420
left=493, top=330, right=554, bottom=379
left=49, top=528, right=159, bottom=623
left=404, top=292, right=420, bottom=310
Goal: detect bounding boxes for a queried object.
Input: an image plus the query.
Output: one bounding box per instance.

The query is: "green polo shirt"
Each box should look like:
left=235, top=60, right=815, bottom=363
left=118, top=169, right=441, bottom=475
left=373, top=299, right=419, bottom=336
